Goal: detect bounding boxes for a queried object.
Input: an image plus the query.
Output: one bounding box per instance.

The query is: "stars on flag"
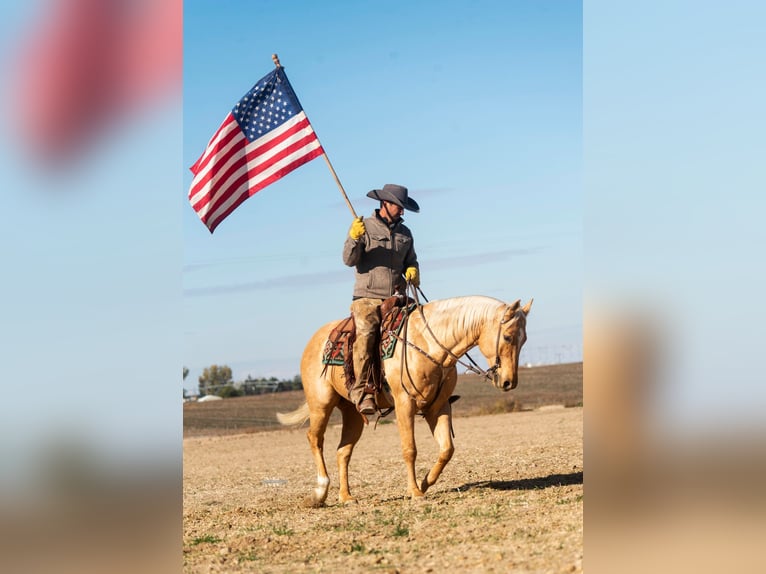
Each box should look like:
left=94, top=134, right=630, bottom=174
left=233, top=79, right=297, bottom=141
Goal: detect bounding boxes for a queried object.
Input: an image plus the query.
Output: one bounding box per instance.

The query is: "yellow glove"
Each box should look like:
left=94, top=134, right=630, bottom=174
left=348, top=217, right=366, bottom=240
left=405, top=266, right=420, bottom=287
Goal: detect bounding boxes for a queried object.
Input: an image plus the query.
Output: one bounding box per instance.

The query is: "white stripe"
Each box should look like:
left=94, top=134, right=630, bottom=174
left=195, top=134, right=320, bottom=223
left=189, top=112, right=311, bottom=206
left=188, top=126, right=245, bottom=203
left=203, top=139, right=322, bottom=230
left=189, top=119, right=248, bottom=203
left=198, top=113, right=238, bottom=164
left=188, top=135, right=247, bottom=206
left=190, top=120, right=318, bottom=210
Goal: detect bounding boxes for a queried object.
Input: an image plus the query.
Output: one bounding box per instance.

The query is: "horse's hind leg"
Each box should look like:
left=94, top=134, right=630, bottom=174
left=336, top=401, right=364, bottom=504
left=306, top=406, right=333, bottom=508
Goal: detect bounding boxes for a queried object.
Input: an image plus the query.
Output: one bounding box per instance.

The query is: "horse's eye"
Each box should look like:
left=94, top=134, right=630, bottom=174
left=503, top=335, right=512, bottom=343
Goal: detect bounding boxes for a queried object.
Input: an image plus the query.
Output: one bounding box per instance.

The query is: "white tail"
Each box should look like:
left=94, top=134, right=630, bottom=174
left=276, top=402, right=310, bottom=426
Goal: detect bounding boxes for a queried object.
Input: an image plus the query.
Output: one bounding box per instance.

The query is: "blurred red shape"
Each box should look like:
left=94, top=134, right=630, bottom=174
left=11, top=0, right=182, bottom=165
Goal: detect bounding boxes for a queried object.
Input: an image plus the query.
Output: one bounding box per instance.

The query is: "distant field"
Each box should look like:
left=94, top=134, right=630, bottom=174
left=183, top=362, right=582, bottom=437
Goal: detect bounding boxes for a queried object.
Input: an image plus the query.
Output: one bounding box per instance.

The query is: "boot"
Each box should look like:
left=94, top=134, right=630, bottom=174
left=357, top=393, right=376, bottom=415
left=349, top=381, right=377, bottom=415
left=350, top=325, right=378, bottom=416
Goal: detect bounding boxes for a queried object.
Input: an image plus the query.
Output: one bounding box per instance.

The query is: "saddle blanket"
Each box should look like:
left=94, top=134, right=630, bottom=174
left=322, top=303, right=415, bottom=366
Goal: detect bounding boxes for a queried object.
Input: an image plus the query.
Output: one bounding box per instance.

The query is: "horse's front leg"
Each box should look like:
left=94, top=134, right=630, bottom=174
left=306, top=407, right=332, bottom=507
left=336, top=401, right=364, bottom=504
left=395, top=398, right=424, bottom=498
left=421, top=402, right=455, bottom=493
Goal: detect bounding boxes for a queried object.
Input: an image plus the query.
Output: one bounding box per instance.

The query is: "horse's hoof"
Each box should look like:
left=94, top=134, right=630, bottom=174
left=340, top=497, right=358, bottom=505
left=303, top=495, right=325, bottom=509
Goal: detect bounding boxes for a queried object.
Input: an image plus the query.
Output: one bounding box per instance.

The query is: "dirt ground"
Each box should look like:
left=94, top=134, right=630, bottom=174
left=183, top=406, right=583, bottom=573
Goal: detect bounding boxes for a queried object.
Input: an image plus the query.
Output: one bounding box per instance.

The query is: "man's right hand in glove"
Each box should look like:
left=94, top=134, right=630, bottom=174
left=348, top=216, right=366, bottom=240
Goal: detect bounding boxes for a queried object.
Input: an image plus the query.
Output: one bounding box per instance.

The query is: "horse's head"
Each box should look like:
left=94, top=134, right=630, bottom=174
left=480, top=298, right=533, bottom=391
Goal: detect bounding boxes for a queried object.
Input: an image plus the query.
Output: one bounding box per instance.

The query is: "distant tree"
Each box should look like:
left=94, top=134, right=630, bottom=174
left=234, top=373, right=303, bottom=395
left=198, top=364, right=233, bottom=397
left=217, top=385, right=242, bottom=398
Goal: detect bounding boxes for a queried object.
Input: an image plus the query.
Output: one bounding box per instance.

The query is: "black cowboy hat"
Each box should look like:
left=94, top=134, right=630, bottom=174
left=366, top=183, right=420, bottom=212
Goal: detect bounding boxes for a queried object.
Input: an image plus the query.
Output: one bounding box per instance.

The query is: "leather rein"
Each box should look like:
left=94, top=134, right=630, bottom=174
left=389, top=285, right=513, bottom=406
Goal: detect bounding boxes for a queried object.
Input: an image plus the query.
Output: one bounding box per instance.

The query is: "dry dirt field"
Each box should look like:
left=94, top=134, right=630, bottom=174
left=183, top=364, right=582, bottom=573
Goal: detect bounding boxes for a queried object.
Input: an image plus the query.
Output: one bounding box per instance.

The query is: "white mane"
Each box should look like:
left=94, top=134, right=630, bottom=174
left=424, top=295, right=505, bottom=341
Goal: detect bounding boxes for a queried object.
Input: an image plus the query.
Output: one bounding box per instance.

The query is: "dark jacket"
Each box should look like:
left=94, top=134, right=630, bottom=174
left=343, top=210, right=419, bottom=299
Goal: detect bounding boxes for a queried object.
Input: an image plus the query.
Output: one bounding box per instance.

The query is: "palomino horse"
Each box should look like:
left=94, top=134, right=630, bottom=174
left=277, top=295, right=532, bottom=506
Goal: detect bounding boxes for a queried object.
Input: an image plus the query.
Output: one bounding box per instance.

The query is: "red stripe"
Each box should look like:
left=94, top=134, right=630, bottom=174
left=245, top=146, right=325, bottom=199
left=190, top=138, right=247, bottom=211
left=191, top=121, right=243, bottom=179
left=189, top=113, right=237, bottom=176
left=189, top=116, right=314, bottom=204
left=203, top=190, right=249, bottom=233
left=246, top=117, right=313, bottom=163
left=198, top=132, right=321, bottom=221
left=191, top=125, right=318, bottom=213
left=203, top=146, right=324, bottom=233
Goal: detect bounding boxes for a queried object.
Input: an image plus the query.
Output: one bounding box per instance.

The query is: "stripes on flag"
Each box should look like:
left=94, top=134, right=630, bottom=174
left=188, top=67, right=324, bottom=233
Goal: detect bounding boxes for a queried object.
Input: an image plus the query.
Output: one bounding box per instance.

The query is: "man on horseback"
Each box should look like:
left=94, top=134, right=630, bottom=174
left=343, top=183, right=420, bottom=415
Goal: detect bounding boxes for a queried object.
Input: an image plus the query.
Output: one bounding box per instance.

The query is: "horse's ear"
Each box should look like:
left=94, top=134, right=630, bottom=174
left=504, top=299, right=521, bottom=321
left=522, top=298, right=533, bottom=315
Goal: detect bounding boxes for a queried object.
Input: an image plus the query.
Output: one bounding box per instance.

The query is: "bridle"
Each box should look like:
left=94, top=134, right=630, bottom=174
left=487, top=305, right=519, bottom=385
left=392, top=285, right=518, bottom=388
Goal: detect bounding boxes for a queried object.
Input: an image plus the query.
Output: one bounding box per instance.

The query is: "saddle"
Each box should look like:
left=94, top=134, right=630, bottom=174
left=321, top=294, right=415, bottom=401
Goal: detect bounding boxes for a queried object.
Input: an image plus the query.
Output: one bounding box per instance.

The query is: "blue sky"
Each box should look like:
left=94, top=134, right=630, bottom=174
left=585, top=1, right=766, bottom=429
left=183, top=1, right=583, bottom=392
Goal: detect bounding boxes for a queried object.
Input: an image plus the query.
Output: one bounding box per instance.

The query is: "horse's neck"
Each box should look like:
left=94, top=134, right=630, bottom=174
left=422, top=297, right=499, bottom=362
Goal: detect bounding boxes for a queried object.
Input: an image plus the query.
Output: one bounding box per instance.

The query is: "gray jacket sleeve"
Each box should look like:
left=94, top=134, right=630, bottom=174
left=342, top=235, right=365, bottom=267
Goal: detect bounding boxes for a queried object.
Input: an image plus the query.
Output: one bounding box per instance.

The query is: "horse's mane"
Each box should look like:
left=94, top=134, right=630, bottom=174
left=424, top=295, right=505, bottom=340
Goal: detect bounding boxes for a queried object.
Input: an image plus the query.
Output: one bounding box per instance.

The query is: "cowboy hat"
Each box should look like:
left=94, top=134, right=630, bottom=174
left=366, top=183, right=420, bottom=212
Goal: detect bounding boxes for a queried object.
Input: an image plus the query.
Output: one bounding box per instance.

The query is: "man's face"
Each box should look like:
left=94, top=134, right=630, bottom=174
left=381, top=201, right=403, bottom=221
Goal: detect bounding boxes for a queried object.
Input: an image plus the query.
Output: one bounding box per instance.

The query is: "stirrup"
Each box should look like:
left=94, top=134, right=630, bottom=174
left=357, top=395, right=376, bottom=416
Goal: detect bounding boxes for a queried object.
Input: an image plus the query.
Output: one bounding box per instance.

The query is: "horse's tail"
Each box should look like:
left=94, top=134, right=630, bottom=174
left=276, top=402, right=310, bottom=426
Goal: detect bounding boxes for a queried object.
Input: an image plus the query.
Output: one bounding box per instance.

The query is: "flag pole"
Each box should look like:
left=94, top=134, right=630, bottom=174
left=272, top=54, right=358, bottom=219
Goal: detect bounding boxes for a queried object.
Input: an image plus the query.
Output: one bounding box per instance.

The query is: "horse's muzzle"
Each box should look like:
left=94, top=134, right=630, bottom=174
left=502, top=378, right=518, bottom=391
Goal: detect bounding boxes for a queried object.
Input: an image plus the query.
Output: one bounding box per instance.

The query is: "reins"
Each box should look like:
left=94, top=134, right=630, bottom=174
left=385, top=284, right=511, bottom=412
left=406, top=285, right=508, bottom=383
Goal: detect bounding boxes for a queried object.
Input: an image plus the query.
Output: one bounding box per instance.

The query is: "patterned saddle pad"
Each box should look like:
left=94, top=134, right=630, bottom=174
left=380, top=303, right=415, bottom=360
left=322, top=317, right=354, bottom=366
left=321, top=302, right=415, bottom=366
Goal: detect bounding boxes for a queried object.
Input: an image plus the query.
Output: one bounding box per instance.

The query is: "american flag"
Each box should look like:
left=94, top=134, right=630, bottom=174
left=188, top=67, right=324, bottom=233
